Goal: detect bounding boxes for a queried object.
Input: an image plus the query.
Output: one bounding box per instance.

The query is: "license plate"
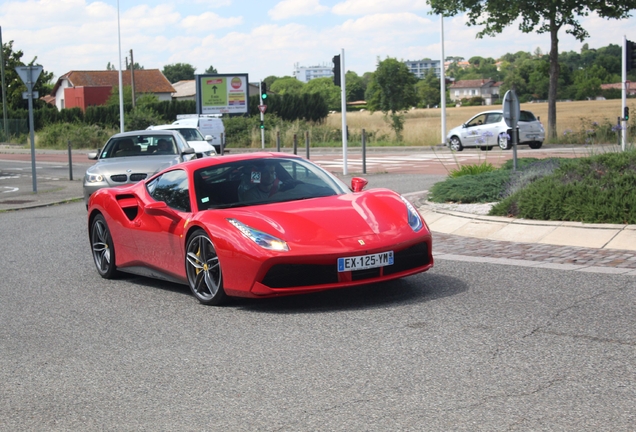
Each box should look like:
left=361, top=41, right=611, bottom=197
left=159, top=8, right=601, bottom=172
left=338, top=251, right=394, bottom=272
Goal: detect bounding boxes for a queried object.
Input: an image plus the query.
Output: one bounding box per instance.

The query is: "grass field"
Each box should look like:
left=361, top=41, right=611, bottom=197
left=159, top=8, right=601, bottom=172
left=325, top=99, right=636, bottom=146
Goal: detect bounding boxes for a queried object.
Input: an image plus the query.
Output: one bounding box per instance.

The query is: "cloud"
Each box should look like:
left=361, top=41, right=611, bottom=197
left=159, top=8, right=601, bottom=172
left=180, top=12, right=243, bottom=31
left=332, top=0, right=429, bottom=15
left=269, top=0, right=329, bottom=20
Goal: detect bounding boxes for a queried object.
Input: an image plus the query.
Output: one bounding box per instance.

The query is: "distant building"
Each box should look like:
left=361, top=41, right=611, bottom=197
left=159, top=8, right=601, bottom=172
left=449, top=79, right=501, bottom=105
left=404, top=59, right=442, bottom=79
left=50, top=69, right=174, bottom=111
left=293, top=63, right=334, bottom=83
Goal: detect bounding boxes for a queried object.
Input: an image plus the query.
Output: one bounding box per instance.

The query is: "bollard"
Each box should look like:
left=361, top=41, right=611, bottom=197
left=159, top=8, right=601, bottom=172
left=276, top=131, right=281, bottom=152
left=362, top=129, right=366, bottom=174
left=305, top=131, right=310, bottom=159
left=293, top=134, right=297, bottom=155
left=67, top=140, right=73, bottom=181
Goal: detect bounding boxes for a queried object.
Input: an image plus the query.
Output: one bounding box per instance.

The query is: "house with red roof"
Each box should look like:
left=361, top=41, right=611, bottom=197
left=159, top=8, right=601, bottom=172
left=50, top=69, right=175, bottom=111
left=449, top=79, right=501, bottom=105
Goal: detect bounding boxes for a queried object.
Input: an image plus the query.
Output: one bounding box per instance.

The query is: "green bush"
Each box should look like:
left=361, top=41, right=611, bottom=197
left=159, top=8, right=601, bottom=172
left=428, top=169, right=511, bottom=203
left=449, top=161, right=496, bottom=178
left=490, top=150, right=636, bottom=224
left=37, top=123, right=117, bottom=149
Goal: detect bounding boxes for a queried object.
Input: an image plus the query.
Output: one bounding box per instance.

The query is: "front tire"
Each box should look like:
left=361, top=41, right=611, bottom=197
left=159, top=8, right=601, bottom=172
left=185, top=229, right=227, bottom=305
left=449, top=136, right=463, bottom=152
left=90, top=214, right=119, bottom=279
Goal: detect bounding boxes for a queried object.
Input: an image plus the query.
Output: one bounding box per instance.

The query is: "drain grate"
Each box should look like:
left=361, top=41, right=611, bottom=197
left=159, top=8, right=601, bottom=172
left=0, top=200, right=34, bottom=205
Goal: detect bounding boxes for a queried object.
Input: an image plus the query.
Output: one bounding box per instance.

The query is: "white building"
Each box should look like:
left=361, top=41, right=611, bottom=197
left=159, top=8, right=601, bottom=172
left=293, top=63, right=334, bottom=82
left=404, top=59, right=442, bottom=79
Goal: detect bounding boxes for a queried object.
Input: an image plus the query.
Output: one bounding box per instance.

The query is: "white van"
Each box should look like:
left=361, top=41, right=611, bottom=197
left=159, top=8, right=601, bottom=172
left=173, top=115, right=226, bottom=154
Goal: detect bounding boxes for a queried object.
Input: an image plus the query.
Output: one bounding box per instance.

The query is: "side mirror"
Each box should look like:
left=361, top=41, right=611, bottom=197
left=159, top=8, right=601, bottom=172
left=351, top=177, right=368, bottom=192
left=182, top=147, right=195, bottom=155
left=204, top=135, right=213, bottom=141
left=145, top=201, right=181, bottom=219
left=88, top=151, right=98, bottom=160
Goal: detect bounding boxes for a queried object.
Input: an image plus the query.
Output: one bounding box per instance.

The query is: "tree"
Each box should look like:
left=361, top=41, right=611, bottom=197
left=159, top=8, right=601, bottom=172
left=344, top=71, right=366, bottom=102
left=205, top=65, right=218, bottom=74
left=365, top=57, right=418, bottom=141
left=427, top=0, right=636, bottom=140
left=415, top=69, right=441, bottom=108
left=162, top=63, right=196, bottom=83
left=303, top=77, right=340, bottom=110
left=1, top=40, right=54, bottom=110
left=269, top=76, right=304, bottom=95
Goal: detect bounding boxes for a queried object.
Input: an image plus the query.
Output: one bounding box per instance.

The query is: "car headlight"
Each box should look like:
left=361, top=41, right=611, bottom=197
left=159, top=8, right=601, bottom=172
left=400, top=196, right=423, bottom=232
left=85, top=173, right=105, bottom=183
left=227, top=218, right=289, bottom=251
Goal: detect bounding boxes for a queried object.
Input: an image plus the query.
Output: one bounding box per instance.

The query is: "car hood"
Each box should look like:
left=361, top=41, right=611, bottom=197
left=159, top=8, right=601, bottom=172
left=88, top=155, right=180, bottom=176
left=210, top=189, right=413, bottom=246
left=186, top=140, right=215, bottom=153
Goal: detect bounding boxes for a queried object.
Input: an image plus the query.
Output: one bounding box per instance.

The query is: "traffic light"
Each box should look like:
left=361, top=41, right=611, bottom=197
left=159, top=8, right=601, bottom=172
left=260, top=81, right=268, bottom=100
left=625, top=106, right=630, bottom=121
left=260, top=120, right=264, bottom=129
left=627, top=40, right=635, bottom=72
left=332, top=55, right=341, bottom=87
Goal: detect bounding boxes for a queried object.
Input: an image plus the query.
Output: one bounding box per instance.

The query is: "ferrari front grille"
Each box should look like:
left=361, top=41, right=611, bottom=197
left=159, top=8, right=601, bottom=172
left=110, top=174, right=127, bottom=182
left=130, top=173, right=147, bottom=182
left=261, top=241, right=431, bottom=289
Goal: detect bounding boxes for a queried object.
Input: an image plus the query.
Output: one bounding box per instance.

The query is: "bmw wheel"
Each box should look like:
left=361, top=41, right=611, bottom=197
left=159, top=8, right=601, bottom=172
left=498, top=135, right=511, bottom=150
left=90, top=214, right=119, bottom=279
left=449, top=136, right=463, bottom=152
left=185, top=229, right=227, bottom=305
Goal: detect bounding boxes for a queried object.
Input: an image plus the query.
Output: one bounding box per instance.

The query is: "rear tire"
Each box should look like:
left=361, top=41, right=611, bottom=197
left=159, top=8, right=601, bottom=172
left=449, top=136, right=463, bottom=152
left=528, top=141, right=543, bottom=149
left=498, top=135, right=511, bottom=150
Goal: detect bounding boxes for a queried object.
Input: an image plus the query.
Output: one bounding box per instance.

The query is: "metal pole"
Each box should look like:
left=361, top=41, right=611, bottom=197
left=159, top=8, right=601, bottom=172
left=117, top=0, right=124, bottom=132
left=130, top=49, right=136, bottom=109
left=440, top=15, right=447, bottom=145
left=340, top=48, right=348, bottom=175
left=27, top=67, right=37, bottom=193
left=0, top=27, right=8, bottom=141
left=362, top=128, right=366, bottom=174
left=305, top=131, right=310, bottom=159
left=276, top=131, right=280, bottom=152
left=67, top=140, right=73, bottom=181
left=220, top=133, right=224, bottom=155
left=623, top=37, right=628, bottom=149
left=293, top=134, right=297, bottom=155
left=259, top=80, right=265, bottom=149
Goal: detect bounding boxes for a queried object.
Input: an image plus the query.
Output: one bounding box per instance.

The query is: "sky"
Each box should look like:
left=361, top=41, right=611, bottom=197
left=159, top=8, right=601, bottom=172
left=1, top=0, right=636, bottom=84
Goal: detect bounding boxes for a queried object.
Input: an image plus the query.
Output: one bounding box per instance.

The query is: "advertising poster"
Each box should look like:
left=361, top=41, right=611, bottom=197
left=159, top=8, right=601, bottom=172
left=196, top=74, right=249, bottom=115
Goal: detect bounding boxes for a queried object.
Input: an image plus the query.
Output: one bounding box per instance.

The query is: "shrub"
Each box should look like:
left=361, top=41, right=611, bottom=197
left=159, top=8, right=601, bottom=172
left=428, top=169, right=510, bottom=203
left=37, top=123, right=117, bottom=149
left=449, top=161, right=496, bottom=178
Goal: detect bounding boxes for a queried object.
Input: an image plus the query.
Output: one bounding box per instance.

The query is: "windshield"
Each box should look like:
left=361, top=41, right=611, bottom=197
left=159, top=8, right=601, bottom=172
left=174, top=128, right=205, bottom=141
left=100, top=135, right=180, bottom=159
left=194, top=158, right=350, bottom=210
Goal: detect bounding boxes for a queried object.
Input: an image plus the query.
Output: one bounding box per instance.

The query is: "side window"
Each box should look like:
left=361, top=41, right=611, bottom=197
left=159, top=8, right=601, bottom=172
left=147, top=169, right=191, bottom=212
left=487, top=113, right=503, bottom=124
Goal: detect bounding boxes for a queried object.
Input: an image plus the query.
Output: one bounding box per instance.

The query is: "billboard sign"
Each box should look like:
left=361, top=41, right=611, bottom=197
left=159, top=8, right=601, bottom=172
left=196, top=74, right=249, bottom=115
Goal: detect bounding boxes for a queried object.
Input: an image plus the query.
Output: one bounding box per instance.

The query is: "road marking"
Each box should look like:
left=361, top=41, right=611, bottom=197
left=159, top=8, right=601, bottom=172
left=2, top=186, right=19, bottom=193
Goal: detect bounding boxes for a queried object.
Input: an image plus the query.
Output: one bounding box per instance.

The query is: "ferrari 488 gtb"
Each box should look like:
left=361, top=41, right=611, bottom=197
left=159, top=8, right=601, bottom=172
left=87, top=153, right=434, bottom=305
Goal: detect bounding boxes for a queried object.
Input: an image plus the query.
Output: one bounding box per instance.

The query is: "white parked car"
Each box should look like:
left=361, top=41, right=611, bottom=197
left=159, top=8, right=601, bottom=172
left=172, top=116, right=226, bottom=154
left=147, top=124, right=217, bottom=157
left=446, top=110, right=545, bottom=151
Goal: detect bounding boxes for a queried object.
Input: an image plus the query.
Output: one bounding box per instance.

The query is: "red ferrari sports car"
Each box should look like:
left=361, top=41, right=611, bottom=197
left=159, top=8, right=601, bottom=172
left=87, top=152, right=434, bottom=305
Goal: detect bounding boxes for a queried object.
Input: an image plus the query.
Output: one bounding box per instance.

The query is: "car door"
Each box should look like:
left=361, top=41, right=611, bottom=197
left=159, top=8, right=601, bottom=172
left=483, top=112, right=504, bottom=146
left=135, top=169, right=193, bottom=278
left=461, top=113, right=489, bottom=147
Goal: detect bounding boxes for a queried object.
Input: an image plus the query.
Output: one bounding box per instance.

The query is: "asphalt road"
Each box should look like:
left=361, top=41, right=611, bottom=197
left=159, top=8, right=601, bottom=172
left=1, top=201, right=635, bottom=430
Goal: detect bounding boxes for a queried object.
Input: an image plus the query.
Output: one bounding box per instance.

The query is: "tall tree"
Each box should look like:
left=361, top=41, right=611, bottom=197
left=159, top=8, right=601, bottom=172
left=365, top=57, right=418, bottom=140
left=162, top=63, right=196, bottom=83
left=205, top=65, right=218, bottom=74
left=427, top=0, right=636, bottom=140
left=2, top=40, right=54, bottom=110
